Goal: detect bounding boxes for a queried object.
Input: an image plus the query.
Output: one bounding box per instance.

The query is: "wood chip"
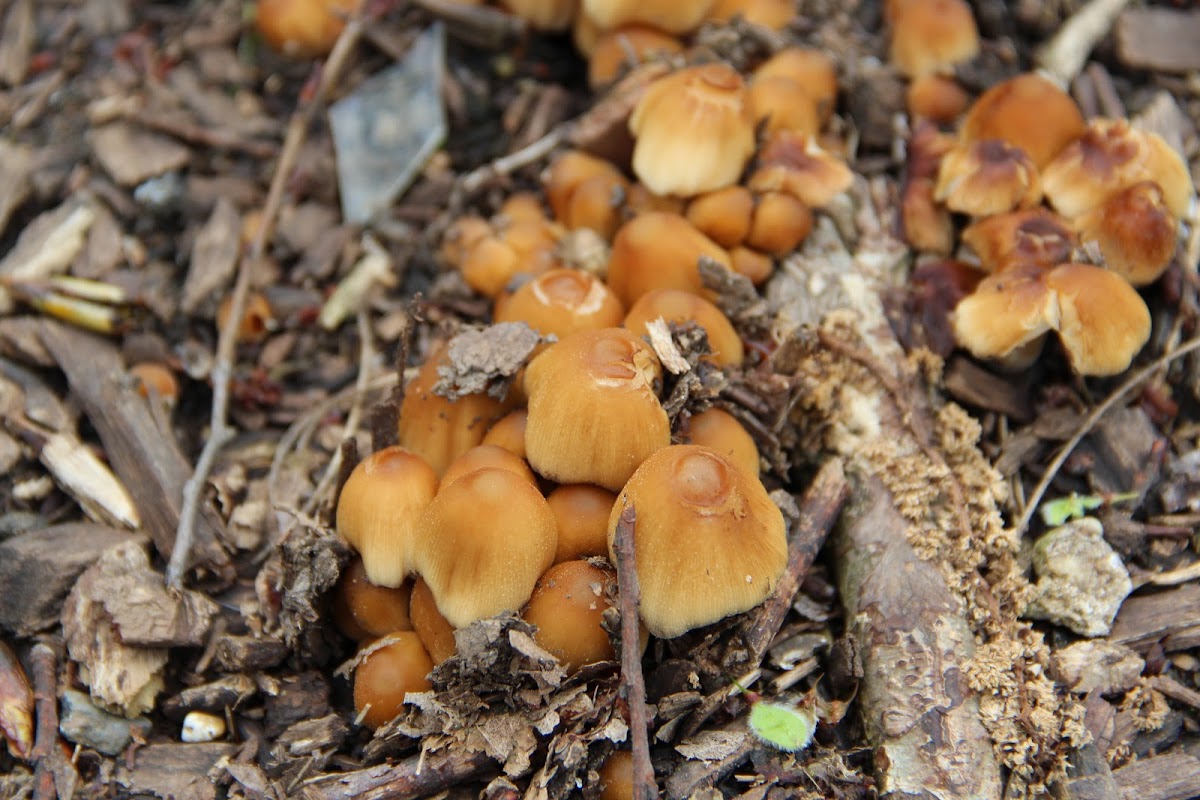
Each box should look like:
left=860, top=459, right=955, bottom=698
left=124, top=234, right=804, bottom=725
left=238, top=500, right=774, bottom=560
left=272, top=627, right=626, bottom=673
left=0, top=138, right=32, bottom=238
left=1115, top=8, right=1200, bottom=73
left=0, top=522, right=142, bottom=636
left=213, top=635, right=289, bottom=673
left=61, top=541, right=171, bottom=717
left=37, top=321, right=232, bottom=578
left=115, top=742, right=237, bottom=800
left=182, top=196, right=240, bottom=314
left=1110, top=583, right=1200, bottom=652
left=0, top=0, right=33, bottom=87
left=90, top=122, right=190, bottom=186
left=1112, top=752, right=1200, bottom=800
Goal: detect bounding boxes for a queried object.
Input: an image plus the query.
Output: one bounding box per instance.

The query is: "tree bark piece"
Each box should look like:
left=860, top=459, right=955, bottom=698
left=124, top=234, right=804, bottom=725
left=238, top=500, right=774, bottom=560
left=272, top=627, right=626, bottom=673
left=37, top=321, right=231, bottom=580
left=834, top=473, right=1003, bottom=798
left=297, top=749, right=496, bottom=800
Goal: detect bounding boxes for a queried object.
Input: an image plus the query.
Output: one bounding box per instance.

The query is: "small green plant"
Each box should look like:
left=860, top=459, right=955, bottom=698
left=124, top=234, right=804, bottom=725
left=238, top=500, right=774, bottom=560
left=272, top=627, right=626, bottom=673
left=1039, top=491, right=1139, bottom=527
left=732, top=677, right=817, bottom=754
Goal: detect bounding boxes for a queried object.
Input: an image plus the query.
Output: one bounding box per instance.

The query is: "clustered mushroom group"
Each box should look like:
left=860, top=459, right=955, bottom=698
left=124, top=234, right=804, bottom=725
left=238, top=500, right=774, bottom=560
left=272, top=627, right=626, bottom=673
left=331, top=0, right=861, bottom=738
left=889, top=0, right=1195, bottom=376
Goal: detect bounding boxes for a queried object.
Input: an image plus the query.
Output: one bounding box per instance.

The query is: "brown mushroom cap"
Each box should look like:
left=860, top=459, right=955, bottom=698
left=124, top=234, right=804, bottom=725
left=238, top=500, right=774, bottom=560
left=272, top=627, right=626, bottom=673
left=752, top=48, right=838, bottom=125
left=747, top=76, right=821, bottom=138
left=747, top=131, right=854, bottom=209
left=746, top=191, right=813, bottom=256
left=522, top=560, right=617, bottom=672
left=589, top=25, right=684, bottom=90
left=413, top=467, right=558, bottom=628
left=686, top=186, right=755, bottom=249
left=960, top=208, right=1077, bottom=273
left=498, top=0, right=577, bottom=31
left=582, top=0, right=717, bottom=35
left=605, top=212, right=733, bottom=308
left=396, top=344, right=513, bottom=476
left=256, top=0, right=362, bottom=58
left=524, top=328, right=670, bottom=491
left=623, top=288, right=745, bottom=368
left=887, top=0, right=979, bottom=79
left=482, top=409, right=529, bottom=459
left=629, top=63, right=756, bottom=197
left=608, top=445, right=787, bottom=638
left=906, top=74, right=969, bottom=124
left=952, top=264, right=1058, bottom=366
left=683, top=408, right=759, bottom=477
left=728, top=246, right=775, bottom=286
left=707, top=0, right=796, bottom=30
left=439, top=444, right=538, bottom=491
left=1075, top=181, right=1177, bottom=287
left=1042, top=118, right=1194, bottom=220
left=959, top=73, right=1085, bottom=169
left=547, top=484, right=618, bottom=563
left=494, top=268, right=625, bottom=340
left=598, top=750, right=634, bottom=800
left=353, top=633, right=434, bottom=729
left=336, top=446, right=439, bottom=587
left=934, top=139, right=1043, bottom=217
left=1046, top=263, right=1151, bottom=376
left=332, top=558, right=414, bottom=641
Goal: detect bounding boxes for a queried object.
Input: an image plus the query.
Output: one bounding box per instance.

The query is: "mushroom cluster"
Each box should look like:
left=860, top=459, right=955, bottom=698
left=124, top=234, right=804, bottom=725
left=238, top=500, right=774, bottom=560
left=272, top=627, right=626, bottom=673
left=329, top=42, right=862, bottom=727
left=898, top=60, right=1195, bottom=375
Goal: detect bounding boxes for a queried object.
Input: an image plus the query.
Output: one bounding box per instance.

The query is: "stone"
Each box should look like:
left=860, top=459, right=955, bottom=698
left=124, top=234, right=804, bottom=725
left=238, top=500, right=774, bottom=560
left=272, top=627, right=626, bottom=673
left=1024, top=517, right=1131, bottom=637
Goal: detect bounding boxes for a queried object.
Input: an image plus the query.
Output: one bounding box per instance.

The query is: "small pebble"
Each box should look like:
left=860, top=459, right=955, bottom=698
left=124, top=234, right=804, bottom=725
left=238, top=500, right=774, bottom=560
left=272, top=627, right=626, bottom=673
left=181, top=710, right=227, bottom=743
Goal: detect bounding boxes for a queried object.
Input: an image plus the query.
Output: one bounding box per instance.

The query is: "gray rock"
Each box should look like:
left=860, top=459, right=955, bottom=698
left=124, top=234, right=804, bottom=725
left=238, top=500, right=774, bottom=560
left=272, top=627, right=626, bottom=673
left=59, top=689, right=152, bottom=756
left=1025, top=517, right=1132, bottom=636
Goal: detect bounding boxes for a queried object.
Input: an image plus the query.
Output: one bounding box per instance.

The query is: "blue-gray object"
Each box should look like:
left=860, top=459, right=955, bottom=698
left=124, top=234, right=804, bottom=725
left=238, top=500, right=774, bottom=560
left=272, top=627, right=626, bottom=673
left=330, top=23, right=447, bottom=225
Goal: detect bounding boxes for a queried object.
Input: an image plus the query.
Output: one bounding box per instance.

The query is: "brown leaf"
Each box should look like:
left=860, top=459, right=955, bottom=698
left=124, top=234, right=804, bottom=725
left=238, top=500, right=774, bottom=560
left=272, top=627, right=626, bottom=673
left=0, top=641, right=33, bottom=760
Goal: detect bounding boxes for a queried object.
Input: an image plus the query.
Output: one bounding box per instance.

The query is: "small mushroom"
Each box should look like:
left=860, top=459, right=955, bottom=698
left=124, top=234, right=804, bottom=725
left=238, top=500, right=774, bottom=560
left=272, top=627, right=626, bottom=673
left=685, top=186, right=755, bottom=249
left=605, top=212, right=732, bottom=308
left=547, top=484, right=618, bottom=563
left=522, top=560, right=617, bottom=672
left=683, top=408, right=759, bottom=477
left=1075, top=181, right=1177, bottom=287
left=582, top=0, right=717, bottom=35
left=332, top=558, right=414, bottom=640
left=336, top=446, right=438, bottom=587
left=934, top=139, right=1042, bottom=217
left=256, top=0, right=362, bottom=58
left=493, top=268, right=625, bottom=339
left=623, top=288, right=745, bottom=368
left=353, top=633, right=434, bottom=729
left=409, top=576, right=458, bottom=665
left=439, top=444, right=538, bottom=491
left=958, top=72, right=1085, bottom=169
left=588, top=26, right=684, bottom=90
left=751, top=48, right=838, bottom=125
left=748, top=131, right=854, bottom=209
left=608, top=445, right=787, bottom=638
left=886, top=0, right=979, bottom=79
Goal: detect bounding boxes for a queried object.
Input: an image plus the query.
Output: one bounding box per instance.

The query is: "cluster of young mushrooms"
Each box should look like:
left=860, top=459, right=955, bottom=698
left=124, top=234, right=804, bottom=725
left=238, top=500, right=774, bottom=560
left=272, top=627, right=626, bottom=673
left=261, top=0, right=1198, bottom=790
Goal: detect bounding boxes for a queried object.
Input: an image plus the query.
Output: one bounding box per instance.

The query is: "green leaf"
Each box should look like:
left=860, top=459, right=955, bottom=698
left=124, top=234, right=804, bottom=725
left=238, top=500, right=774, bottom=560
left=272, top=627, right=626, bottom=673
left=748, top=701, right=815, bottom=753
left=1040, top=491, right=1140, bottom=527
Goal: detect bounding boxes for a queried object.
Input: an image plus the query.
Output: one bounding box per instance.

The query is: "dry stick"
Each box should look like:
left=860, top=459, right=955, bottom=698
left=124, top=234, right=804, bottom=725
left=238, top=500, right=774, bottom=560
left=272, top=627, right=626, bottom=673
left=302, top=310, right=376, bottom=519
left=168, top=15, right=365, bottom=588
left=29, top=643, right=58, bottom=800
left=611, top=505, right=656, bottom=800
left=1014, top=335, right=1200, bottom=536
left=740, top=458, right=849, bottom=665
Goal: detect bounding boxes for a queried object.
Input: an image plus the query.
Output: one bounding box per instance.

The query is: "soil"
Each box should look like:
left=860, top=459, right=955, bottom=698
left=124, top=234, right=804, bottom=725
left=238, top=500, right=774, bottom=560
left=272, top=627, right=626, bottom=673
left=1, top=1, right=1199, bottom=799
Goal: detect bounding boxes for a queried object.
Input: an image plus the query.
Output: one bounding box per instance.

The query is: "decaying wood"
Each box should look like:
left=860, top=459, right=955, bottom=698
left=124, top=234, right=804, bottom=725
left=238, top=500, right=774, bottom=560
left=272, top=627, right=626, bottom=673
left=834, top=474, right=1003, bottom=797
left=1110, top=583, right=1200, bottom=652
left=36, top=321, right=232, bottom=579
left=0, top=522, right=142, bottom=636
left=770, top=191, right=1006, bottom=797
left=29, top=643, right=74, bottom=800
left=298, top=748, right=497, bottom=800
left=0, top=641, right=33, bottom=762
left=1115, top=8, right=1200, bottom=73
left=1112, top=752, right=1200, bottom=800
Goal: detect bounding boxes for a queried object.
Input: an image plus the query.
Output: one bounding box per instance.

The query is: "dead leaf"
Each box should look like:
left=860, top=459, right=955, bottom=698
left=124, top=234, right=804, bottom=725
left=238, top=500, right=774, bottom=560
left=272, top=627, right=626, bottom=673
left=0, top=641, right=33, bottom=760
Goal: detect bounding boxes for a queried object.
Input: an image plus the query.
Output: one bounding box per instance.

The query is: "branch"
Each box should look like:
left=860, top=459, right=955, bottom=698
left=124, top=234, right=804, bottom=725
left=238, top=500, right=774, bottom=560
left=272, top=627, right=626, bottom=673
left=611, top=505, right=656, bottom=800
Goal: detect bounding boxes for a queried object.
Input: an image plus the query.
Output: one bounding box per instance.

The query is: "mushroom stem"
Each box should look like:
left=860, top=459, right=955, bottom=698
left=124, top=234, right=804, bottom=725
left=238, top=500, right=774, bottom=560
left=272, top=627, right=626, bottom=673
left=611, top=505, right=656, bottom=800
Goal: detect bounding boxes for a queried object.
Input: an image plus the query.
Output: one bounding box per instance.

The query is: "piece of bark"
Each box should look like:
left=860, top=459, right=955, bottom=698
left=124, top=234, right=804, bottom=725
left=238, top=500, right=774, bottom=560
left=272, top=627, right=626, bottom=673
left=37, top=321, right=232, bottom=579
left=213, top=635, right=290, bottom=673
left=263, top=671, right=330, bottom=739
left=1112, top=752, right=1200, bottom=800
left=89, top=122, right=191, bottom=186
left=0, top=522, right=142, bottom=636
left=0, top=138, right=32, bottom=238
left=0, top=199, right=94, bottom=314
left=1110, top=584, right=1200, bottom=652
left=115, top=742, right=237, bottom=800
left=297, top=749, right=497, bottom=800
left=1059, top=743, right=1121, bottom=800
left=182, top=196, right=241, bottom=314
left=162, top=675, right=258, bottom=720
left=274, top=714, right=350, bottom=760
left=0, top=0, right=33, bottom=87
left=61, top=541, right=200, bottom=716
left=770, top=193, right=1007, bottom=796
left=942, top=355, right=1034, bottom=422
left=1115, top=8, right=1200, bottom=73
left=834, top=473, right=1002, bottom=797
left=1078, top=406, right=1163, bottom=497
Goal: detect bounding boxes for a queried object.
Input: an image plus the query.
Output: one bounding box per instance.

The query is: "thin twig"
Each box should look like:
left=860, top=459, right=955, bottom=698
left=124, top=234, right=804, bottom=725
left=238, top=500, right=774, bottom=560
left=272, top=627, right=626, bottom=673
left=30, top=644, right=58, bottom=800
left=302, top=310, right=376, bottom=518
left=168, top=15, right=365, bottom=588
left=457, top=125, right=567, bottom=195
left=1014, top=335, right=1200, bottom=535
left=611, top=505, right=656, bottom=800
left=740, top=458, right=848, bottom=666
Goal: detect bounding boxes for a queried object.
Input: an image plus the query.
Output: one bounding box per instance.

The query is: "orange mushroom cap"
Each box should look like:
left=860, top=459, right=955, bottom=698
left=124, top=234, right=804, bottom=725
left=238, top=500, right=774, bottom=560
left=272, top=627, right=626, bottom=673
left=934, top=139, right=1043, bottom=217
left=958, top=73, right=1085, bottom=169
left=887, top=0, right=979, bottom=79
